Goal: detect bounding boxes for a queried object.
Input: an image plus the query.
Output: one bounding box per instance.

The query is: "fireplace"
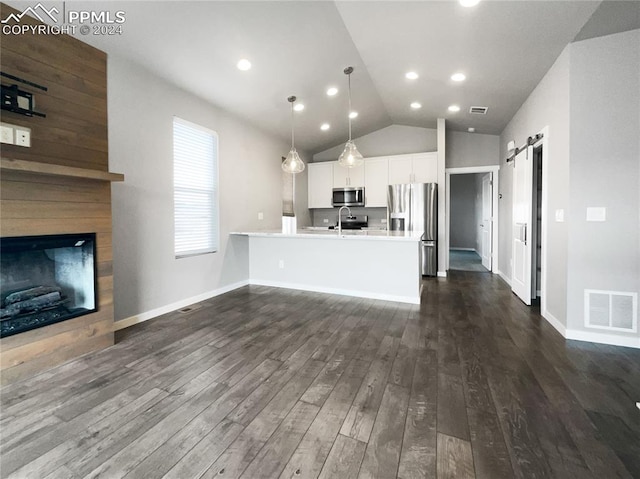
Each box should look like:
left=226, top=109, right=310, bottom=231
left=0, top=233, right=97, bottom=338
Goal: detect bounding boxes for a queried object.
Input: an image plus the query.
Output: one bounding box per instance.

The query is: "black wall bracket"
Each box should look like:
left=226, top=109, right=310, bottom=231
left=1, top=72, right=47, bottom=118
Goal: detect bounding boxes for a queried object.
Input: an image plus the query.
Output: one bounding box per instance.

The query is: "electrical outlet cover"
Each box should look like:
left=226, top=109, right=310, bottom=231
left=15, top=127, right=31, bottom=147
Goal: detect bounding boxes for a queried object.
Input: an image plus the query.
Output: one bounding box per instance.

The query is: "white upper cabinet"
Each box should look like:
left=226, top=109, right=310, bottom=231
left=364, top=157, right=389, bottom=207
left=388, top=156, right=413, bottom=184
left=307, top=162, right=333, bottom=209
left=388, top=152, right=437, bottom=184
left=333, top=162, right=365, bottom=188
left=412, top=152, right=438, bottom=183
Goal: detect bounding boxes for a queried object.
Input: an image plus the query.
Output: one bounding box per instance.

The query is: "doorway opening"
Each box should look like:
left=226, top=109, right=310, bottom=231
left=445, top=166, right=499, bottom=274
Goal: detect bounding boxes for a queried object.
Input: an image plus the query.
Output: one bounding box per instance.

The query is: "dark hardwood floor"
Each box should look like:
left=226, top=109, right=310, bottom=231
left=1, top=271, right=639, bottom=478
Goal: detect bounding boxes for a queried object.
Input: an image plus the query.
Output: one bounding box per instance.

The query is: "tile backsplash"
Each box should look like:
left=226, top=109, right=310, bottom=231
left=311, top=207, right=388, bottom=229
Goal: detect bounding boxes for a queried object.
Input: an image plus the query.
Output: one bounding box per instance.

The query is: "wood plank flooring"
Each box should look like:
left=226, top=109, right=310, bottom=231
left=1, top=271, right=639, bottom=478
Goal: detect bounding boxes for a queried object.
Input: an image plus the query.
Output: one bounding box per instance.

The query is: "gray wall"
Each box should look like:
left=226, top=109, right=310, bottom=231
left=499, top=45, right=571, bottom=326
left=499, top=28, right=640, bottom=340
left=108, top=55, right=309, bottom=322
left=450, top=174, right=481, bottom=250
left=313, top=124, right=437, bottom=162
left=567, top=29, right=640, bottom=334
left=446, top=131, right=500, bottom=168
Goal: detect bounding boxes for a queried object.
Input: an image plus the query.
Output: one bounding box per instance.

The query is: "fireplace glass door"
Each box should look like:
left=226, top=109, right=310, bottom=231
left=1, top=233, right=97, bottom=337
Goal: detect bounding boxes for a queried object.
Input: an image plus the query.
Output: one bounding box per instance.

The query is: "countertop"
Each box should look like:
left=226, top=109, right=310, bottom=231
left=230, top=229, right=424, bottom=242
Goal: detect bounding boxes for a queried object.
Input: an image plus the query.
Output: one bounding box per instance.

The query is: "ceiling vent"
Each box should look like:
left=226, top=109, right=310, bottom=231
left=469, top=106, right=488, bottom=115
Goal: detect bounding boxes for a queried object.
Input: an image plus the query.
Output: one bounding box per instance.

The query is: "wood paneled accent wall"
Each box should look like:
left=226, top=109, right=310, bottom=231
left=1, top=3, right=118, bottom=385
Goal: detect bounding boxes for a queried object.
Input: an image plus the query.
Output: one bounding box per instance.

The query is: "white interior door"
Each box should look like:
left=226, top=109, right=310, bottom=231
left=511, top=146, right=533, bottom=305
left=481, top=173, right=492, bottom=270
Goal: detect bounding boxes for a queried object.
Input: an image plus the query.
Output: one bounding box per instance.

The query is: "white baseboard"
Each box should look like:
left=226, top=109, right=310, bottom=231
left=565, top=329, right=640, bottom=349
left=249, top=279, right=420, bottom=305
left=542, top=310, right=566, bottom=336
left=113, top=280, right=249, bottom=331
left=437, top=271, right=447, bottom=278
left=497, top=270, right=512, bottom=286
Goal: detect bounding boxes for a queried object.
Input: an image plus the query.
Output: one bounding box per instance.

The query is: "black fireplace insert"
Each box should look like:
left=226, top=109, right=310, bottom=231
left=0, top=233, right=98, bottom=338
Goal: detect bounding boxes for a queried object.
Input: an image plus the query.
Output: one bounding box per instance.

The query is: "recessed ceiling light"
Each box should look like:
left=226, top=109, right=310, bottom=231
left=451, top=73, right=466, bottom=82
left=459, top=0, right=480, bottom=7
left=326, top=87, right=338, bottom=96
left=349, top=111, right=358, bottom=119
left=237, top=59, right=251, bottom=71
left=468, top=127, right=475, bottom=133
left=410, top=102, right=422, bottom=110
left=448, top=105, right=461, bottom=112
left=405, top=71, right=419, bottom=80
left=294, top=103, right=304, bottom=112
left=320, top=123, right=330, bottom=131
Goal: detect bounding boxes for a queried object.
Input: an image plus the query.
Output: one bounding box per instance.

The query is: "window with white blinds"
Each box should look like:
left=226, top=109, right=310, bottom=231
left=173, top=117, right=219, bottom=258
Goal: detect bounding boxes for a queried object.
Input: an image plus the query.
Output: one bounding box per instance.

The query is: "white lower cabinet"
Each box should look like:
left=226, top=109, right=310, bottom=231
left=307, top=162, right=333, bottom=208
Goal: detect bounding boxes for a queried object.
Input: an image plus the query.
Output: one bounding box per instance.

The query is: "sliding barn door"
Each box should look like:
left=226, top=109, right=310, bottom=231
left=511, top=147, right=533, bottom=305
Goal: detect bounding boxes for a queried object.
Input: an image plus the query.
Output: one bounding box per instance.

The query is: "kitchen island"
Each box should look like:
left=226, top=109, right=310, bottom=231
left=230, top=230, right=423, bottom=304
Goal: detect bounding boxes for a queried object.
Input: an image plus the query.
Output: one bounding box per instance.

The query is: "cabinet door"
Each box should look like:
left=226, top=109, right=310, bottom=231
left=364, top=157, right=389, bottom=207
left=348, top=164, right=365, bottom=187
left=412, top=152, right=438, bottom=183
left=332, top=162, right=349, bottom=188
left=308, top=162, right=333, bottom=208
left=388, top=157, right=413, bottom=184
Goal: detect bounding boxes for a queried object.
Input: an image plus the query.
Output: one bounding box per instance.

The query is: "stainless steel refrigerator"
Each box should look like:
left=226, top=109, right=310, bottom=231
left=387, top=183, right=437, bottom=276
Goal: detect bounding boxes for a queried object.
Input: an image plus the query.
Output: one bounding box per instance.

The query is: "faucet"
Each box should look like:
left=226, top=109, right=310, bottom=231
left=338, top=206, right=352, bottom=235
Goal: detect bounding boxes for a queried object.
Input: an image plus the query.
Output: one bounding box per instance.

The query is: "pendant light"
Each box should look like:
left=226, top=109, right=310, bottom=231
left=338, top=66, right=364, bottom=168
left=282, top=95, right=305, bottom=174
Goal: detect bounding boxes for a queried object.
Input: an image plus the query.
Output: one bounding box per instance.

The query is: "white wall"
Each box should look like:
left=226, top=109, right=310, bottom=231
left=108, top=55, right=307, bottom=322
left=313, top=124, right=437, bottom=162
left=566, top=30, right=640, bottom=337
left=446, top=131, right=500, bottom=168
left=499, top=46, right=571, bottom=326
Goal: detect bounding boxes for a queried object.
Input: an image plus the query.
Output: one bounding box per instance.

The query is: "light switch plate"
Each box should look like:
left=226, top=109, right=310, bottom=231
left=0, top=123, right=14, bottom=144
left=323, top=218, right=329, bottom=223
left=586, top=207, right=606, bottom=222
left=257, top=212, right=264, bottom=220
left=555, top=209, right=564, bottom=222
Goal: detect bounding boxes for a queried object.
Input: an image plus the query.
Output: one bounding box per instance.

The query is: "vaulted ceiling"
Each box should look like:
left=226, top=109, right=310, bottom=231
left=14, top=1, right=640, bottom=154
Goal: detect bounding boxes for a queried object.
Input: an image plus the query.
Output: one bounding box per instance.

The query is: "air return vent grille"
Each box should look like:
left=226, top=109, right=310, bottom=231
left=584, top=290, right=637, bottom=332
left=469, top=106, right=488, bottom=114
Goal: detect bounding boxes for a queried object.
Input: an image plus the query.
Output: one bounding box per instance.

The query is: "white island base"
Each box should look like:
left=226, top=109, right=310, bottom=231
left=231, top=231, right=423, bottom=304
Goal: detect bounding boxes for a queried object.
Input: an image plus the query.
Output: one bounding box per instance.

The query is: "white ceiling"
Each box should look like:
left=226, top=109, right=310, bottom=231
left=12, top=0, right=640, bottom=154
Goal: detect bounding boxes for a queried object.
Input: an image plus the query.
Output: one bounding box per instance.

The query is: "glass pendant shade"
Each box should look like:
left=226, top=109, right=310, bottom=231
left=282, top=147, right=305, bottom=174
left=282, top=95, right=305, bottom=174
left=338, top=66, right=363, bottom=169
left=338, top=140, right=364, bottom=168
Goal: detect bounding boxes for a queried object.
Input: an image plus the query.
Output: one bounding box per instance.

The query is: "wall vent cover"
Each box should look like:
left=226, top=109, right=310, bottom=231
left=584, top=289, right=637, bottom=332
left=469, top=106, right=488, bottom=114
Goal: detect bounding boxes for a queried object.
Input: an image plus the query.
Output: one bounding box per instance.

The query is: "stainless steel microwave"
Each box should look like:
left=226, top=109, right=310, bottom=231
left=332, top=187, right=365, bottom=207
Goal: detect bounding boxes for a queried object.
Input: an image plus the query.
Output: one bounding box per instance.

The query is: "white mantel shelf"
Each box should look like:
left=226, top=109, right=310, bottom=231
left=231, top=230, right=423, bottom=304
left=1, top=158, right=125, bottom=182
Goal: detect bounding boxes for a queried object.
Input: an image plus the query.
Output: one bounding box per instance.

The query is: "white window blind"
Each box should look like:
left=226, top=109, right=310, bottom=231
left=173, top=117, right=218, bottom=258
